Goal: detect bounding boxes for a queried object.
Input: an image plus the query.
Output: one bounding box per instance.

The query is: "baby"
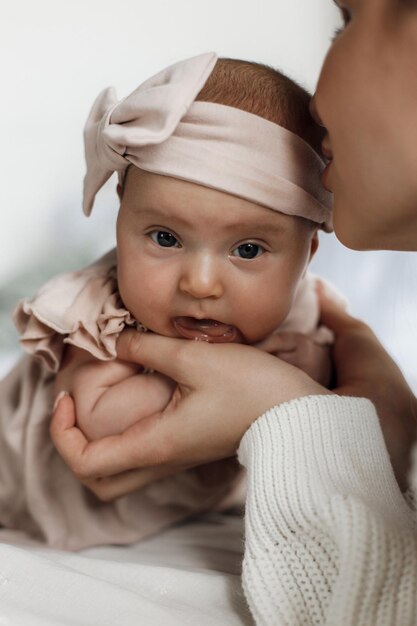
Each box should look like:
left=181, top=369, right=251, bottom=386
left=0, top=53, right=333, bottom=550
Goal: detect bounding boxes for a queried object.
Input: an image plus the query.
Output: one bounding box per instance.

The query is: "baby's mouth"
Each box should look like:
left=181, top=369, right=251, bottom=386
left=172, top=317, right=241, bottom=343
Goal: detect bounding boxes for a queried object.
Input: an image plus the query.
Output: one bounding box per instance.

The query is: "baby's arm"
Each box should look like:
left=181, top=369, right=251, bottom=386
left=54, top=343, right=175, bottom=441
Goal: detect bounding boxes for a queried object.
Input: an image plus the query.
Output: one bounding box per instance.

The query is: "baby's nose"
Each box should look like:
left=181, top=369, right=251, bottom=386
left=179, top=254, right=224, bottom=299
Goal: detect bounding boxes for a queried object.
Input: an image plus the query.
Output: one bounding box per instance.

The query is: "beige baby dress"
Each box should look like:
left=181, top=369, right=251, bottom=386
left=0, top=249, right=329, bottom=550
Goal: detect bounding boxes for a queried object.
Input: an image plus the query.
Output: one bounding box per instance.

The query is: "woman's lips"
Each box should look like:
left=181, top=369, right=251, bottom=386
left=172, top=317, right=241, bottom=343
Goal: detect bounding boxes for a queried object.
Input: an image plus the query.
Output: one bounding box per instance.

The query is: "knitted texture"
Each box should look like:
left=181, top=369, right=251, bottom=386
left=238, top=395, right=417, bottom=625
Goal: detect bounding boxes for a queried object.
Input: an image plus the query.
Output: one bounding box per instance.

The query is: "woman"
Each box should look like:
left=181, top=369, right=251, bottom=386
left=51, top=0, right=417, bottom=623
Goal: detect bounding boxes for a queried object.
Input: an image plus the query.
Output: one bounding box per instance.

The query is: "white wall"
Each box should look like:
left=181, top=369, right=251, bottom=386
left=2, top=1, right=416, bottom=392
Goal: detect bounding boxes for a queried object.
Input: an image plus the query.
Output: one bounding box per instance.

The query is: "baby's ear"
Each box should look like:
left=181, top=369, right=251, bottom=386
left=309, top=230, right=319, bottom=261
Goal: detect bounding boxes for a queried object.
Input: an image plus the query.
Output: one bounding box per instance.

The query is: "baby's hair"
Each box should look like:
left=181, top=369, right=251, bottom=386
left=196, top=58, right=324, bottom=156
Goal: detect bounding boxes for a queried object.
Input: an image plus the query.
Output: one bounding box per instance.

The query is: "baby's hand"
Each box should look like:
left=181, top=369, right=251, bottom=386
left=255, top=332, right=333, bottom=388
left=55, top=345, right=176, bottom=440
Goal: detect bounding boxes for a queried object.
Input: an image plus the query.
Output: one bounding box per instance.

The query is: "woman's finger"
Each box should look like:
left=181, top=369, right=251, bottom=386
left=50, top=392, right=169, bottom=479
left=317, top=280, right=364, bottom=334
left=117, top=330, right=210, bottom=385
left=84, top=464, right=189, bottom=502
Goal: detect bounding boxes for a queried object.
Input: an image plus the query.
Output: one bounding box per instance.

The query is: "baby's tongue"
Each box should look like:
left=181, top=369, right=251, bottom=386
left=172, top=317, right=239, bottom=343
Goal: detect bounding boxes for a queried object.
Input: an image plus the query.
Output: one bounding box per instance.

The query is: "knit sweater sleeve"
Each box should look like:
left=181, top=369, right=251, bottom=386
left=237, top=395, right=417, bottom=626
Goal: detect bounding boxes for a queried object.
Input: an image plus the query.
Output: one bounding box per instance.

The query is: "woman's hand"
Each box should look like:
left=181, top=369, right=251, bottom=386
left=255, top=332, right=333, bottom=387
left=50, top=283, right=417, bottom=499
left=50, top=335, right=327, bottom=500
left=317, top=282, right=417, bottom=490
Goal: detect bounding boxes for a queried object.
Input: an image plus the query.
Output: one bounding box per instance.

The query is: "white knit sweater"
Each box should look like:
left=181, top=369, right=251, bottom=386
left=237, top=395, right=417, bottom=626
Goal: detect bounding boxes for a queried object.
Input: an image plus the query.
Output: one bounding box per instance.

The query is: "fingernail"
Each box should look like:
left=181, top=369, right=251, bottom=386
left=53, top=390, right=68, bottom=412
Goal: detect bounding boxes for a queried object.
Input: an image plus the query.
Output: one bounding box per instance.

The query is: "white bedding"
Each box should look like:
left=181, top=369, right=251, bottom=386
left=0, top=511, right=252, bottom=626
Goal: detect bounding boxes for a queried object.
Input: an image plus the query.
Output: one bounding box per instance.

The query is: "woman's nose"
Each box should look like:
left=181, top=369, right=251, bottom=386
left=179, top=254, right=224, bottom=299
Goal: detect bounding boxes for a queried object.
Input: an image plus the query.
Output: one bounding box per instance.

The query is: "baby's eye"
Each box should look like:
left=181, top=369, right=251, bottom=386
left=149, top=230, right=181, bottom=248
left=231, top=242, right=265, bottom=260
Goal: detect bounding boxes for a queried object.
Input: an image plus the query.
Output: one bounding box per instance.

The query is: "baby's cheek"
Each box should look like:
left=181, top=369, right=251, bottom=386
left=116, top=268, right=134, bottom=309
left=118, top=274, right=148, bottom=320
left=265, top=291, right=293, bottom=325
left=242, top=302, right=292, bottom=344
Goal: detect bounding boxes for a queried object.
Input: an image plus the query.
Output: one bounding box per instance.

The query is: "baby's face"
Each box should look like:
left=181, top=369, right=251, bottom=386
left=117, top=167, right=317, bottom=344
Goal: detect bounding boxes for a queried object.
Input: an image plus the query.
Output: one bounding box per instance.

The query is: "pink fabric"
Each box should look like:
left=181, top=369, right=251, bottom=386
left=83, top=52, right=332, bottom=230
left=13, top=252, right=135, bottom=372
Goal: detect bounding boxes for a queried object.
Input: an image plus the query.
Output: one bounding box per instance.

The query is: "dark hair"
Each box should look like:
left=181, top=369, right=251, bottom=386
left=196, top=58, right=324, bottom=155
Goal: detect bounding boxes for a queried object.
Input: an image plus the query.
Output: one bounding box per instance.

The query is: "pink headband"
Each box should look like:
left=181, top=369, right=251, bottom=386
left=83, top=52, right=332, bottom=230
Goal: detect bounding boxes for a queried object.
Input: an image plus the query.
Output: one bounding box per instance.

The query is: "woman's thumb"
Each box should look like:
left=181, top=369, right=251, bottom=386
left=316, top=280, right=362, bottom=335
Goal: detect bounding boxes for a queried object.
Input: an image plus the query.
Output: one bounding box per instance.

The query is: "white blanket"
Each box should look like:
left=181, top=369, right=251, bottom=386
left=0, top=511, right=252, bottom=625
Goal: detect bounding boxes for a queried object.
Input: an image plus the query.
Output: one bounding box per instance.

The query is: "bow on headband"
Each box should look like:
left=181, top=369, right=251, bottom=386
left=83, top=52, right=217, bottom=216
